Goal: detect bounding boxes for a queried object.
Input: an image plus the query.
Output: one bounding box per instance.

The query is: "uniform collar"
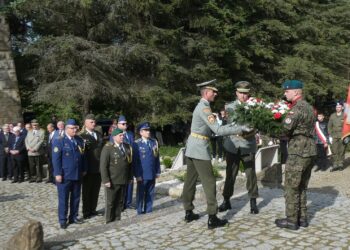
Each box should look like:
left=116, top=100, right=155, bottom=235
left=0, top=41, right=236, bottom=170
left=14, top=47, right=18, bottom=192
left=200, top=98, right=210, bottom=105
left=289, top=95, right=302, bottom=108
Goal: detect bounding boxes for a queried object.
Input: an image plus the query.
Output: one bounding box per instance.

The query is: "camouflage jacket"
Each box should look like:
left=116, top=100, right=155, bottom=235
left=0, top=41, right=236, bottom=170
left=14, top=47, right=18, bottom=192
left=283, top=98, right=316, bottom=157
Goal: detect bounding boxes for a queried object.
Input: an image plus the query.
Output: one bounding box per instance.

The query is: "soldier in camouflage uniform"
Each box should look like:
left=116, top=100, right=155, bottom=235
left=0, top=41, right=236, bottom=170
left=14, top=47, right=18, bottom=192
left=275, top=80, right=317, bottom=230
left=328, top=103, right=346, bottom=171
left=183, top=79, right=253, bottom=229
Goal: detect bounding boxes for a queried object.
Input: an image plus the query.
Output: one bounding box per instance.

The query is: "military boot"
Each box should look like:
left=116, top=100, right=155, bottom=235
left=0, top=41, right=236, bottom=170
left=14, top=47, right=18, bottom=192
left=275, top=218, right=299, bottom=230
left=330, top=165, right=341, bottom=172
left=250, top=198, right=259, bottom=214
left=184, top=210, right=200, bottom=223
left=299, top=217, right=309, bottom=228
left=218, top=199, right=231, bottom=212
left=208, top=214, right=228, bottom=229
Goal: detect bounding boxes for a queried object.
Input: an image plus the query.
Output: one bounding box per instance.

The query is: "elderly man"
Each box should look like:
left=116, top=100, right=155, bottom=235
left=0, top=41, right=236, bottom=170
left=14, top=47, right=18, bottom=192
left=52, top=119, right=87, bottom=229
left=100, top=128, right=133, bottom=223
left=219, top=81, right=259, bottom=214
left=0, top=124, right=13, bottom=180
left=8, top=126, right=26, bottom=183
left=183, top=79, right=252, bottom=229
left=46, top=123, right=56, bottom=183
left=328, top=103, right=346, bottom=172
left=275, top=80, right=316, bottom=230
left=53, top=121, right=65, bottom=141
left=25, top=119, right=45, bottom=182
left=79, top=114, right=103, bottom=219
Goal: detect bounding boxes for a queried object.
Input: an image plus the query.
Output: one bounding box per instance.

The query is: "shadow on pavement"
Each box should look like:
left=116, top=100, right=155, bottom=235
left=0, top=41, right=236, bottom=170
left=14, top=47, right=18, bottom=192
left=44, top=239, right=78, bottom=249
left=0, top=193, right=27, bottom=202
left=307, top=186, right=339, bottom=223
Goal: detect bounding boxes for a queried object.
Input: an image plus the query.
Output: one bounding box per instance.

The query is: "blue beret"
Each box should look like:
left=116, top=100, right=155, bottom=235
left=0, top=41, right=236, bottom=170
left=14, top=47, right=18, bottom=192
left=282, top=80, right=304, bottom=89
left=137, top=122, right=150, bottom=132
left=118, top=115, right=127, bottom=123
left=66, top=119, right=77, bottom=126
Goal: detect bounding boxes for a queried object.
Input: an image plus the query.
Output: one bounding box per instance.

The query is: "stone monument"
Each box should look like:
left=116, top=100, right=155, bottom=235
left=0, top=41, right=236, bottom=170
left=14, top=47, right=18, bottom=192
left=0, top=9, right=22, bottom=125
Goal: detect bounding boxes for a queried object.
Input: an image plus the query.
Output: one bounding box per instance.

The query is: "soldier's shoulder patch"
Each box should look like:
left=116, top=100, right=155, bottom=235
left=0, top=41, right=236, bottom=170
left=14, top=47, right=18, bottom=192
left=53, top=146, right=59, bottom=153
left=208, top=115, right=216, bottom=124
left=285, top=118, right=292, bottom=124
left=203, top=108, right=212, bottom=114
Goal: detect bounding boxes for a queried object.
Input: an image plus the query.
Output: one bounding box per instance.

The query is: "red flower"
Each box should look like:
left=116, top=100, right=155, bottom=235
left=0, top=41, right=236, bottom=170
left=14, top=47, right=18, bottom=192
left=273, top=112, right=282, bottom=120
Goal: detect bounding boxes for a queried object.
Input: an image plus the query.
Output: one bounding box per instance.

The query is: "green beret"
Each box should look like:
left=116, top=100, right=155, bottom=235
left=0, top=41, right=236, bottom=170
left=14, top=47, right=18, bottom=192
left=111, top=128, right=124, bottom=136
left=282, top=80, right=304, bottom=89
left=235, top=81, right=251, bottom=93
left=85, top=114, right=95, bottom=120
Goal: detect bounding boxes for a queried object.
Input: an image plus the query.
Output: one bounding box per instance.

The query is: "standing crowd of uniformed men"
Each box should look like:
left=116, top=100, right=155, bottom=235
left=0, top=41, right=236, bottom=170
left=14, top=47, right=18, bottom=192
left=0, top=78, right=346, bottom=231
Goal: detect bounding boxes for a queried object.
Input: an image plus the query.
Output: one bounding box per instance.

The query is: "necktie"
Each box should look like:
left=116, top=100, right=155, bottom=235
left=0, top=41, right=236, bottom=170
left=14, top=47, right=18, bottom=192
left=91, top=132, right=97, bottom=140
left=119, top=145, right=125, bottom=156
left=13, top=137, right=19, bottom=149
left=5, top=133, right=8, bottom=141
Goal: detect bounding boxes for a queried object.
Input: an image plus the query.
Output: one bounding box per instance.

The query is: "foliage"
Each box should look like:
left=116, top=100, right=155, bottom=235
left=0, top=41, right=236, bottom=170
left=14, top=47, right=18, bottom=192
left=3, top=0, right=350, bottom=124
left=159, top=145, right=183, bottom=158
left=162, top=156, right=173, bottom=169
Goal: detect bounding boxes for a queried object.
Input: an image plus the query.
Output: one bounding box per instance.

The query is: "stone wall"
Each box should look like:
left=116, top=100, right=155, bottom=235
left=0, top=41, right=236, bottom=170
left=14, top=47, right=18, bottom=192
left=0, top=15, right=22, bottom=125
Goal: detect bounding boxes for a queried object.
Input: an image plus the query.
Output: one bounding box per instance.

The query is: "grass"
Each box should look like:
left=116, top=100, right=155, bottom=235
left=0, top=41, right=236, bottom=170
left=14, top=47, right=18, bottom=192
left=159, top=145, right=184, bottom=158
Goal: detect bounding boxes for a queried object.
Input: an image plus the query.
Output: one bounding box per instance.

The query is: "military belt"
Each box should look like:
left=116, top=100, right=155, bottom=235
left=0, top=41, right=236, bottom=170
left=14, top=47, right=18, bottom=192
left=191, top=132, right=209, bottom=140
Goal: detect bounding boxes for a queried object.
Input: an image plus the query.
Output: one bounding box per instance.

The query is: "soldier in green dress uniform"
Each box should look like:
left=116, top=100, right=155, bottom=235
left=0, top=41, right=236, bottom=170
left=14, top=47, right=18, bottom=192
left=100, top=128, right=133, bottom=223
left=183, top=79, right=253, bottom=229
left=275, top=80, right=316, bottom=230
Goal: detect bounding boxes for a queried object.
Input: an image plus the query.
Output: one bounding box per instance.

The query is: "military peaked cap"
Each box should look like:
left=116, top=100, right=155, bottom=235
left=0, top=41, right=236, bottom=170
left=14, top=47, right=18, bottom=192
left=85, top=114, right=95, bottom=120
left=235, top=81, right=251, bottom=93
left=137, top=122, right=151, bottom=132
left=196, top=79, right=218, bottom=92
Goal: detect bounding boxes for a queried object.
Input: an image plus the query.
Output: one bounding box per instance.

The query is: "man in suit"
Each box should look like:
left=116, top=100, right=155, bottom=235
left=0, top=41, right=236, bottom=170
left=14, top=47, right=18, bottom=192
left=133, top=122, right=161, bottom=215
left=52, top=119, right=87, bottom=229
left=46, top=123, right=56, bottom=183
left=79, top=114, right=104, bottom=219
left=53, top=121, right=65, bottom=141
left=8, top=126, right=26, bottom=183
left=25, top=119, right=45, bottom=182
left=0, top=124, right=13, bottom=181
left=117, top=115, right=135, bottom=209
left=183, top=79, right=251, bottom=229
left=219, top=81, right=259, bottom=214
left=100, top=128, right=133, bottom=223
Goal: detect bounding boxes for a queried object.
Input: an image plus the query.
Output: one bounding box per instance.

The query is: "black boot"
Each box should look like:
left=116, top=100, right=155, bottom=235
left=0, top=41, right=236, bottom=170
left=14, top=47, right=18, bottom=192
left=299, top=218, right=309, bottom=228
left=184, top=210, right=200, bottom=223
left=250, top=198, right=259, bottom=214
left=208, top=214, right=228, bottom=229
left=275, top=218, right=299, bottom=230
left=218, top=199, right=231, bottom=212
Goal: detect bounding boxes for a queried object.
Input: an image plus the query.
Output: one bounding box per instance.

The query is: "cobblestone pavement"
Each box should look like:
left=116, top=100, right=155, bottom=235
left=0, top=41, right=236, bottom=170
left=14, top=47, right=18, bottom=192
left=1, top=171, right=350, bottom=249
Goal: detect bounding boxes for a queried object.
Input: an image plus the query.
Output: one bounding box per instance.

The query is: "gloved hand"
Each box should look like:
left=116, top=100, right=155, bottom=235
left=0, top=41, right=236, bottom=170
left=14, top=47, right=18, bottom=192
left=241, top=125, right=254, bottom=133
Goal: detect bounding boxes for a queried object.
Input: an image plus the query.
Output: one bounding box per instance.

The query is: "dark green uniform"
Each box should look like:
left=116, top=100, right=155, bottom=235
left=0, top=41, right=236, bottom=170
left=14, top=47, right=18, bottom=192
left=100, top=142, right=133, bottom=223
left=183, top=98, right=244, bottom=215
left=328, top=112, right=345, bottom=169
left=222, top=100, right=259, bottom=200
left=79, top=130, right=103, bottom=218
left=283, top=98, right=316, bottom=223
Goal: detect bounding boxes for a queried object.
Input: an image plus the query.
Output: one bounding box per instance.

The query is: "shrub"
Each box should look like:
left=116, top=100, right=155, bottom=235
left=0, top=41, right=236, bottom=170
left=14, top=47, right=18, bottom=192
left=162, top=157, right=173, bottom=169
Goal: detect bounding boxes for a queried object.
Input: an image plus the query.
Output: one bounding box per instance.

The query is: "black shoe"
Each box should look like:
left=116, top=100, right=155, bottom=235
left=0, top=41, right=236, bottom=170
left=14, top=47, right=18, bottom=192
left=275, top=218, right=299, bottom=230
left=330, top=165, right=341, bottom=172
left=18, top=180, right=24, bottom=183
left=299, top=218, right=309, bottom=228
left=250, top=198, right=259, bottom=214
left=208, top=214, right=228, bottom=229
left=184, top=210, right=200, bottom=223
left=60, top=223, right=68, bottom=229
left=2, top=178, right=7, bottom=181
left=69, top=218, right=84, bottom=224
left=29, top=179, right=35, bottom=183
left=218, top=199, right=232, bottom=212
left=36, top=179, right=42, bottom=183
left=11, top=180, right=18, bottom=183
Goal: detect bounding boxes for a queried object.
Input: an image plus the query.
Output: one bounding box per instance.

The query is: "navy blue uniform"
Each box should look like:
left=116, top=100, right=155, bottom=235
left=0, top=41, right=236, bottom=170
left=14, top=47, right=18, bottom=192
left=8, top=134, right=26, bottom=182
left=52, top=135, right=87, bottom=226
left=133, top=138, right=160, bottom=214
left=123, top=131, right=135, bottom=209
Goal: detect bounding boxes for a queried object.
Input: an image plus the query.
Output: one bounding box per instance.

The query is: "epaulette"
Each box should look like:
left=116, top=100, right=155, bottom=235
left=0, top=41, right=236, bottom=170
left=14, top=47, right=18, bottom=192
left=135, top=138, right=142, bottom=143
left=105, top=141, right=113, bottom=146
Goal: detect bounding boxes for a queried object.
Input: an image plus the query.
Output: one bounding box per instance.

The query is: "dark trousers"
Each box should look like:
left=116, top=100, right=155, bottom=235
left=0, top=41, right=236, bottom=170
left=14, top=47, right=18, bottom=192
left=47, top=156, right=54, bottom=183
left=12, top=156, right=24, bottom=181
left=210, top=137, right=224, bottom=159
left=124, top=182, right=134, bottom=208
left=57, top=180, right=81, bottom=225
left=316, top=144, right=328, bottom=169
left=105, top=184, right=125, bottom=223
left=280, top=139, right=289, bottom=164
left=136, top=179, right=155, bottom=215
left=1, top=154, right=12, bottom=179
left=28, top=155, right=43, bottom=181
left=183, top=157, right=217, bottom=215
left=222, top=150, right=259, bottom=199
left=82, top=173, right=101, bottom=217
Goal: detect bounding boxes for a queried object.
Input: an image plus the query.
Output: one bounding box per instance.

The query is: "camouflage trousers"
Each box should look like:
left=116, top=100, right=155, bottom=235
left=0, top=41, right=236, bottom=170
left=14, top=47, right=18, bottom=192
left=330, top=138, right=346, bottom=167
left=284, top=155, right=315, bottom=223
